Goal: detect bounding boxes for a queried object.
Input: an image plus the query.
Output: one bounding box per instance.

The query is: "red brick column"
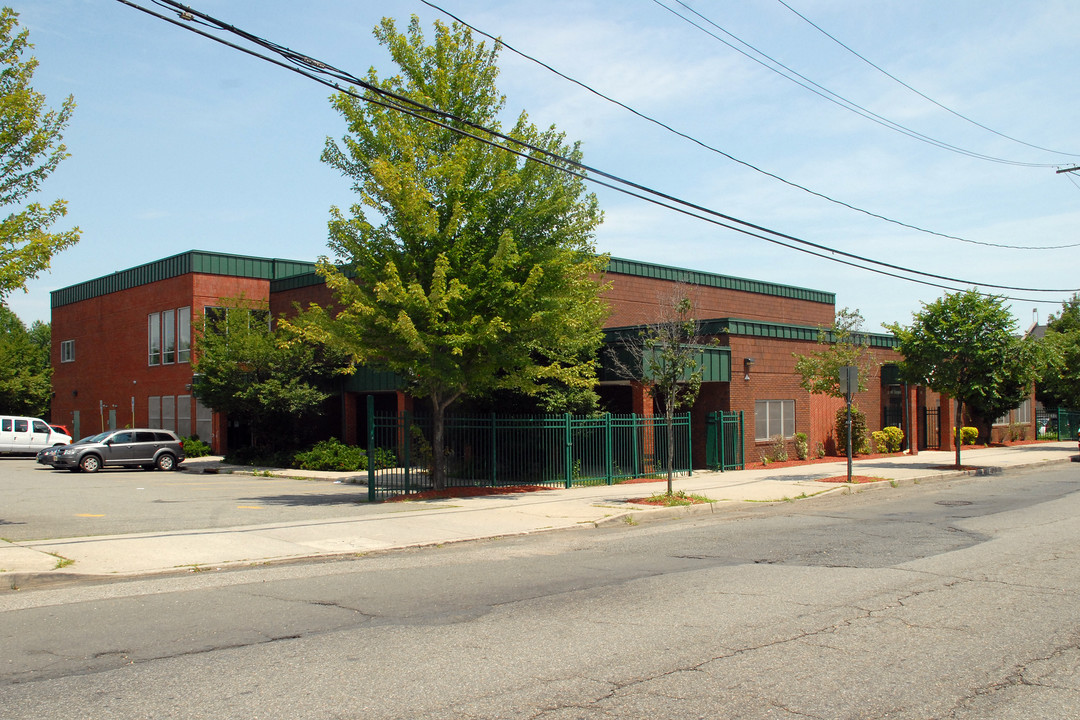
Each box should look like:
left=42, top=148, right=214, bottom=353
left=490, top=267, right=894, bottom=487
left=906, top=385, right=919, bottom=456
left=939, top=394, right=955, bottom=452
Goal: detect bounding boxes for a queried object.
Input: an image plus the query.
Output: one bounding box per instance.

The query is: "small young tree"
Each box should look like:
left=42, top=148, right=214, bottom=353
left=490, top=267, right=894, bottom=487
left=0, top=9, right=80, bottom=299
left=793, top=307, right=878, bottom=397
left=609, top=286, right=708, bottom=495
left=887, top=290, right=1042, bottom=468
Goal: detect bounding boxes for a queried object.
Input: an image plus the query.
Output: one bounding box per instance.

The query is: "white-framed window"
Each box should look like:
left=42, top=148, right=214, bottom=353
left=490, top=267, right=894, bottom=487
left=178, top=307, right=191, bottom=363
left=755, top=399, right=795, bottom=440
left=148, top=313, right=161, bottom=366
left=60, top=340, right=75, bottom=363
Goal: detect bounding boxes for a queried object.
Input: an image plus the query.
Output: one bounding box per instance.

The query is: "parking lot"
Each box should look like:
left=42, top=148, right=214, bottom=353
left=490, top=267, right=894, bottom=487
left=0, top=457, right=372, bottom=542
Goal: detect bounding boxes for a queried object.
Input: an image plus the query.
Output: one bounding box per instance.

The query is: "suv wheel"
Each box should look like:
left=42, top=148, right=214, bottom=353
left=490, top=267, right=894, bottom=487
left=79, top=454, right=101, bottom=473
left=156, top=453, right=176, bottom=471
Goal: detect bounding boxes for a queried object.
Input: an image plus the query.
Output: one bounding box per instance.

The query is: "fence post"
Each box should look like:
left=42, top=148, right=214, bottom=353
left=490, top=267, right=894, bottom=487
left=605, top=412, right=613, bottom=485
left=403, top=410, right=411, bottom=496
left=738, top=410, right=745, bottom=470
left=367, top=395, right=376, bottom=503
left=718, top=412, right=726, bottom=472
left=632, top=413, right=641, bottom=478
left=564, top=413, right=573, bottom=488
left=491, top=412, right=497, bottom=486
left=685, top=412, right=692, bottom=476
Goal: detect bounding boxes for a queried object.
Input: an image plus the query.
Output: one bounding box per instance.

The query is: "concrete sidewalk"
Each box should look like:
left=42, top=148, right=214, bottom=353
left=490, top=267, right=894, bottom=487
left=2, top=442, right=1076, bottom=587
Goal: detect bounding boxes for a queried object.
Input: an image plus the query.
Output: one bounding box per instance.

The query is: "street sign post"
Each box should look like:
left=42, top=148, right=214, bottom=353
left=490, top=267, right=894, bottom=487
left=840, top=366, right=857, bottom=483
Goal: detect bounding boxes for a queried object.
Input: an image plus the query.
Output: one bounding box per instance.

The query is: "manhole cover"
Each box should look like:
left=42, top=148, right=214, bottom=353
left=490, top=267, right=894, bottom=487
left=935, top=500, right=973, bottom=506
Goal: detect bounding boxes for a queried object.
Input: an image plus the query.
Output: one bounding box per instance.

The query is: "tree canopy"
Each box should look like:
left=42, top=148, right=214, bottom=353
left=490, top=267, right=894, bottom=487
left=191, top=302, right=347, bottom=452
left=887, top=289, right=1041, bottom=467
left=1038, top=293, right=1080, bottom=410
left=291, top=17, right=608, bottom=488
left=793, top=307, right=878, bottom=399
left=0, top=303, right=50, bottom=416
left=0, top=8, right=80, bottom=299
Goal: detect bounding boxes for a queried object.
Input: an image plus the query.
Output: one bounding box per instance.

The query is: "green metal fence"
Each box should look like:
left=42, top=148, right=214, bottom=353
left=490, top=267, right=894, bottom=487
left=1058, top=409, right=1080, bottom=444
left=365, top=401, right=692, bottom=501
left=705, top=411, right=745, bottom=471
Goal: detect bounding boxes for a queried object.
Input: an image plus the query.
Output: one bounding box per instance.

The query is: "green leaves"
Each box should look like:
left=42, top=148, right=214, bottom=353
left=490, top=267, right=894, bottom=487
left=0, top=9, right=79, bottom=299
left=0, top=304, right=50, bottom=416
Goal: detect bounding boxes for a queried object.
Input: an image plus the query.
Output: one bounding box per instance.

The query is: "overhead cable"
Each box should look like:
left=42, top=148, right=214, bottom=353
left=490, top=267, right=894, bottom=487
left=113, top=0, right=1077, bottom=302
left=420, top=0, right=1080, bottom=251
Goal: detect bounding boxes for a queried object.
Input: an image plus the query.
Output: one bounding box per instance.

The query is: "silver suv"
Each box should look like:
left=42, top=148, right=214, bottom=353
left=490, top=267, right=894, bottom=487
left=51, top=429, right=185, bottom=473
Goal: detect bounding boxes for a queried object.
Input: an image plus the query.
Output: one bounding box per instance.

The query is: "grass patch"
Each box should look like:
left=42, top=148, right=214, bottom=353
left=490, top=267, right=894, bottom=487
left=47, top=553, right=73, bottom=570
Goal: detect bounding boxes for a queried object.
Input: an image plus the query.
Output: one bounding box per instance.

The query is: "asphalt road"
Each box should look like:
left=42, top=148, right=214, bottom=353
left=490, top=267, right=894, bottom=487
left=2, top=465, right=1079, bottom=718
left=0, top=456, right=372, bottom=540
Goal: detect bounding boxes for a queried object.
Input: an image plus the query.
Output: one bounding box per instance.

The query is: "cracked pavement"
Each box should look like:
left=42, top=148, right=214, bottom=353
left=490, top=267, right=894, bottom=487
left=2, top=466, right=1079, bottom=718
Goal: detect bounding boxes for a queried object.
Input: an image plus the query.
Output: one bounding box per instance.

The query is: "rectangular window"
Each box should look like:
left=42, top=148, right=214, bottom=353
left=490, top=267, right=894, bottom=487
left=148, top=396, right=161, bottom=429
left=755, top=399, right=795, bottom=440
left=162, top=395, right=176, bottom=433
left=14, top=419, right=27, bottom=432
left=195, top=397, right=213, bottom=444
left=148, top=313, right=161, bottom=366
left=178, top=307, right=191, bottom=363
left=2, top=418, right=11, bottom=432
left=177, top=395, right=191, bottom=437
left=60, top=340, right=75, bottom=363
left=1017, top=398, right=1031, bottom=424
left=163, top=309, right=176, bottom=364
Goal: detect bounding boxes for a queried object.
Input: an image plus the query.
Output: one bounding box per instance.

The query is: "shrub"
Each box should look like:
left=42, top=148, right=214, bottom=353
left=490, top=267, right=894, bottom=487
left=871, top=426, right=904, bottom=454
left=793, top=432, right=809, bottom=460
left=1007, top=422, right=1027, bottom=442
left=225, top=445, right=297, bottom=468
left=835, top=405, right=870, bottom=455
left=182, top=436, right=212, bottom=458
left=766, top=434, right=788, bottom=463
left=814, top=441, right=825, bottom=459
left=294, top=438, right=366, bottom=471
left=960, top=426, right=979, bottom=445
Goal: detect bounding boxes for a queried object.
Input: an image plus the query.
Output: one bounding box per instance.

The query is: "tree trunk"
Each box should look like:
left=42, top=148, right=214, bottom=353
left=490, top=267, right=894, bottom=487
left=954, top=401, right=963, bottom=468
left=665, top=403, right=675, bottom=495
left=431, top=395, right=447, bottom=491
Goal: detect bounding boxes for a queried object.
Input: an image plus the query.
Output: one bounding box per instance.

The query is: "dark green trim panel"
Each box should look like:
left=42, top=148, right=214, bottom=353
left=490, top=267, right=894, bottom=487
left=608, top=318, right=899, bottom=349
left=342, top=366, right=403, bottom=393
left=606, top=257, right=834, bottom=305
left=51, top=250, right=315, bottom=308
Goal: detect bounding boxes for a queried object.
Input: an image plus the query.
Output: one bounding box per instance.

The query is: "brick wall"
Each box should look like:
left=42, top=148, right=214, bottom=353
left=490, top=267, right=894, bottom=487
left=51, top=273, right=270, bottom=446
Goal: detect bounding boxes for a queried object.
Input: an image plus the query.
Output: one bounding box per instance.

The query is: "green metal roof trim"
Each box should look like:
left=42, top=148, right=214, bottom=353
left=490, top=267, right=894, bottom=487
left=51, top=250, right=316, bottom=308
left=605, top=257, right=834, bottom=305
left=600, top=332, right=731, bottom=383
left=342, top=366, right=403, bottom=393
left=704, top=318, right=900, bottom=348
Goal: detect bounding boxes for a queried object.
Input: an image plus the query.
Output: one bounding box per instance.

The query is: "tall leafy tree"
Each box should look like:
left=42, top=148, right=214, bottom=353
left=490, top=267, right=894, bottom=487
left=191, top=302, right=346, bottom=451
left=886, top=290, right=1041, bottom=467
left=1038, top=293, right=1080, bottom=410
left=293, top=17, right=608, bottom=489
left=0, top=8, right=80, bottom=299
left=0, top=304, right=50, bottom=416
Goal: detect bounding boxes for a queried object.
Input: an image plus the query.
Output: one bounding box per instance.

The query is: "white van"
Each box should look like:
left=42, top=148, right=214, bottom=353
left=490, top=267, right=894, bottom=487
left=0, top=416, right=72, bottom=454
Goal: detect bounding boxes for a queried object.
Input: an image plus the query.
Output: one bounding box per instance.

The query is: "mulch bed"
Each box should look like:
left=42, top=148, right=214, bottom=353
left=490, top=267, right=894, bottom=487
left=385, top=485, right=552, bottom=502
left=816, top=475, right=889, bottom=484
left=626, top=495, right=710, bottom=506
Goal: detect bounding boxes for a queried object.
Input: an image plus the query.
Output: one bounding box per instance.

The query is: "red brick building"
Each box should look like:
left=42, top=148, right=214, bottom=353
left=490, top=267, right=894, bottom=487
left=50, top=250, right=992, bottom=464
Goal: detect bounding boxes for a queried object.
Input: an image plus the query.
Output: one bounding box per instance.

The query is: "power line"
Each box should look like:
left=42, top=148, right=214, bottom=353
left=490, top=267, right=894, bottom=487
left=113, top=0, right=1077, bottom=302
left=654, top=0, right=1065, bottom=169
left=420, top=0, right=1080, bottom=251
left=774, top=0, right=1080, bottom=159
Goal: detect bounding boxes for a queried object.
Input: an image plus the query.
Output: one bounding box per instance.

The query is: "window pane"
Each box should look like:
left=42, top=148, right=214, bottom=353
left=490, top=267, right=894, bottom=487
left=163, top=309, right=176, bottom=364
left=768, top=402, right=782, bottom=438
left=783, top=400, right=795, bottom=437
left=162, top=396, right=176, bottom=433
left=148, top=396, right=161, bottom=428
left=754, top=401, right=768, bottom=440
left=177, top=394, right=191, bottom=437
left=178, top=307, right=191, bottom=363
left=148, top=313, right=161, bottom=366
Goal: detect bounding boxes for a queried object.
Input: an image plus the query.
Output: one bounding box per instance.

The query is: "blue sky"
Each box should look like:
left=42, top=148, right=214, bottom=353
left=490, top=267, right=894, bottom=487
left=14, top=0, right=1080, bottom=332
